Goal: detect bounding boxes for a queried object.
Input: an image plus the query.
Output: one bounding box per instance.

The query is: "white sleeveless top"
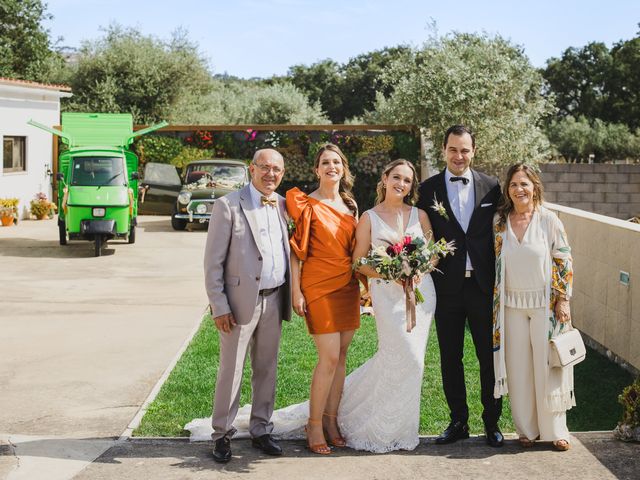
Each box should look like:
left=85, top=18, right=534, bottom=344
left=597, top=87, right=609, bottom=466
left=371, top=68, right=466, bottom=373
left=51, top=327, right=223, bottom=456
left=366, top=207, right=424, bottom=248
left=502, top=211, right=547, bottom=309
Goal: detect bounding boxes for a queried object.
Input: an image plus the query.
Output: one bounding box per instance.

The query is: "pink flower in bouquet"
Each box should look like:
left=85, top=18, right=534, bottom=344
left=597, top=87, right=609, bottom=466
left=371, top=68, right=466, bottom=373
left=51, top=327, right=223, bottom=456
left=386, top=235, right=416, bottom=256
left=386, top=242, right=403, bottom=256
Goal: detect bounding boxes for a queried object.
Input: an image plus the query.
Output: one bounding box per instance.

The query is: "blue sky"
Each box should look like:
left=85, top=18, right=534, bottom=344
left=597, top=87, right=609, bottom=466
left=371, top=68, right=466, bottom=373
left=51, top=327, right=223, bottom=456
left=46, top=0, right=639, bottom=78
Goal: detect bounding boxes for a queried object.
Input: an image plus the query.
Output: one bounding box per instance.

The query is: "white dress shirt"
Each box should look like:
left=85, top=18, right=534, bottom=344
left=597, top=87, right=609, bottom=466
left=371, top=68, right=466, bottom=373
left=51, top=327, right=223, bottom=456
left=445, top=168, right=474, bottom=271
left=249, top=183, right=286, bottom=290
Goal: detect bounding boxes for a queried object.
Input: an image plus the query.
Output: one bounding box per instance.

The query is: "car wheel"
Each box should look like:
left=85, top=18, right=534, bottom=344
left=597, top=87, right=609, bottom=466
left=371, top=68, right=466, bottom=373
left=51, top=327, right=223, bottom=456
left=128, top=225, right=136, bottom=244
left=171, top=213, right=188, bottom=231
left=59, top=220, right=67, bottom=245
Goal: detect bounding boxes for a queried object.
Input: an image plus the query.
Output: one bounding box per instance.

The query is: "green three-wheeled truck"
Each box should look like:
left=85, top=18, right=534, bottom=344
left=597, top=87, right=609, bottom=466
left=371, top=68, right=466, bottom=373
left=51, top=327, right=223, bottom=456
left=29, top=113, right=167, bottom=256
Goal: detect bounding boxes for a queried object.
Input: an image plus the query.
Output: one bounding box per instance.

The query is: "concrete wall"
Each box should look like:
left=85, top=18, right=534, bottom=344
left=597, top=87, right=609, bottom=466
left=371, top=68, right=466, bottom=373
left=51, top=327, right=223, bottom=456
left=548, top=203, right=640, bottom=372
left=0, top=83, right=67, bottom=219
left=540, top=163, right=640, bottom=220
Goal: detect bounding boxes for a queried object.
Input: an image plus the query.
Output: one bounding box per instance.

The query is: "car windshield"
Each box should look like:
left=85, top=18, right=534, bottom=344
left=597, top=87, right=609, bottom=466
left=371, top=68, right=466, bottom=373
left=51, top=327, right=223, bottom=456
left=185, top=164, right=246, bottom=185
left=71, top=156, right=126, bottom=187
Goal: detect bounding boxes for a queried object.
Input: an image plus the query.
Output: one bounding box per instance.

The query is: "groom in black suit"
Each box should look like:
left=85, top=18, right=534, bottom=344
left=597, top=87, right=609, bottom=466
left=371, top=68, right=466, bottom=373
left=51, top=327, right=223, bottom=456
left=417, top=125, right=503, bottom=447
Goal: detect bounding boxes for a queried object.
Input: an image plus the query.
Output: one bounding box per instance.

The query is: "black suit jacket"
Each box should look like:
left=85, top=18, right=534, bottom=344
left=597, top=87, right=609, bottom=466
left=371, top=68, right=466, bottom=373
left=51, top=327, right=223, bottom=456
left=416, top=169, right=501, bottom=296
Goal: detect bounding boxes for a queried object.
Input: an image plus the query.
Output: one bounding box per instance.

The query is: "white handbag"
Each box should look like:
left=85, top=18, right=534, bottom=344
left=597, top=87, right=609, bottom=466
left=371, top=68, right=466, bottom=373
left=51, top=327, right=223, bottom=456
left=549, top=326, right=586, bottom=368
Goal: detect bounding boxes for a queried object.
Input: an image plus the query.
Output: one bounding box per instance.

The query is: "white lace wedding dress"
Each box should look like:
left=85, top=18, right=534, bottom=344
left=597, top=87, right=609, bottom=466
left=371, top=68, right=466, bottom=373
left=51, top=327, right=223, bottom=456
left=185, top=207, right=435, bottom=453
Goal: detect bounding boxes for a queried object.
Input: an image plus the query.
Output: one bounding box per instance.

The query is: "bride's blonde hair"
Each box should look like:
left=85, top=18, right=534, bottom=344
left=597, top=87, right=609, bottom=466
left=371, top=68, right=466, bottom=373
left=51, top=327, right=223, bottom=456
left=375, top=159, right=419, bottom=205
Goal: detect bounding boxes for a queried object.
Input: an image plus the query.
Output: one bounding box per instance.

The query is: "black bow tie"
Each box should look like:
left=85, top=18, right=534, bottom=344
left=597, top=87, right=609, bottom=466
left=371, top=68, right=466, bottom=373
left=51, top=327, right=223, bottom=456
left=450, top=176, right=470, bottom=185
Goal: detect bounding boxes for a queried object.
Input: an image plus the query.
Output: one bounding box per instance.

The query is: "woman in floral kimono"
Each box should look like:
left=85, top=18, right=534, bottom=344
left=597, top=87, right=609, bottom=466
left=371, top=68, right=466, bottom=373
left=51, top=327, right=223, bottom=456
left=492, top=163, right=575, bottom=451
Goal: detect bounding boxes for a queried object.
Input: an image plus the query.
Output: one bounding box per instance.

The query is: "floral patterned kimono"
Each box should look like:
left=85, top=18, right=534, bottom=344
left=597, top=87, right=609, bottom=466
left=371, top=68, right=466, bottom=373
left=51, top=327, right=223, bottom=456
left=492, top=206, right=576, bottom=412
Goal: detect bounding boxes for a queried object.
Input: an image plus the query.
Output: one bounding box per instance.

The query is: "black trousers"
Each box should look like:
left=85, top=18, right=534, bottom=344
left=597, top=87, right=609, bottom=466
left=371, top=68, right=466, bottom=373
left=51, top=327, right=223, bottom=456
left=435, top=273, right=502, bottom=427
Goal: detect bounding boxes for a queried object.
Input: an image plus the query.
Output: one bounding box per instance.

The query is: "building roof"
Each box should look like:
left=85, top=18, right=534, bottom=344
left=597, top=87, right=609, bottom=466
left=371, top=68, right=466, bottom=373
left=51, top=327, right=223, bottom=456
left=0, top=77, right=71, bottom=92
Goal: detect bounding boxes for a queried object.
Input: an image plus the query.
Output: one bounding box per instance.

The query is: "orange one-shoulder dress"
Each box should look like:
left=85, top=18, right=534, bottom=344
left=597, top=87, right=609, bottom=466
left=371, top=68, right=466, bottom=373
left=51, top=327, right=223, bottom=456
left=286, top=187, right=361, bottom=334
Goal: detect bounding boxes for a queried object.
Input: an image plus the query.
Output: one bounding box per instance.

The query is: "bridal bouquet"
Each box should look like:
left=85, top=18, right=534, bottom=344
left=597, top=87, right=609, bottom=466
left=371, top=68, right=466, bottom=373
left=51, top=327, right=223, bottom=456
left=355, top=235, right=455, bottom=331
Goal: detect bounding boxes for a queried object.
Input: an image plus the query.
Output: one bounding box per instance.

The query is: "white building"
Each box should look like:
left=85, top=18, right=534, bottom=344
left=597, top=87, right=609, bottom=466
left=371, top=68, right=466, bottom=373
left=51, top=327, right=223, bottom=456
left=0, top=78, right=72, bottom=220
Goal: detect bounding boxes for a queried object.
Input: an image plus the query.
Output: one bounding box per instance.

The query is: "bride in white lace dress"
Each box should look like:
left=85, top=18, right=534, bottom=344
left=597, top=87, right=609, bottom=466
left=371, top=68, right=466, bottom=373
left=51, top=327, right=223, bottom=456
left=186, top=160, right=436, bottom=453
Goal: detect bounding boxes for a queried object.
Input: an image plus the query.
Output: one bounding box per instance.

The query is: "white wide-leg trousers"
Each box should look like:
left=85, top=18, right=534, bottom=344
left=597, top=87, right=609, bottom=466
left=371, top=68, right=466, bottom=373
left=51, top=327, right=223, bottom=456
left=504, top=306, right=570, bottom=442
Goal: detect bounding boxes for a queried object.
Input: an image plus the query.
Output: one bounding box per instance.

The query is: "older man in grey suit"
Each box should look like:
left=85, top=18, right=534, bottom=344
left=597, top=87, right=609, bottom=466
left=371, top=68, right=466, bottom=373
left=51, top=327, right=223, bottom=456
left=204, top=148, right=291, bottom=463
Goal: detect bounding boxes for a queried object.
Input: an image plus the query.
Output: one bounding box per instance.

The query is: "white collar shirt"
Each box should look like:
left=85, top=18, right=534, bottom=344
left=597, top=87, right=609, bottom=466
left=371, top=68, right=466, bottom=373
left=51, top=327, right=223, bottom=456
left=445, top=168, right=475, bottom=271
left=249, top=182, right=286, bottom=289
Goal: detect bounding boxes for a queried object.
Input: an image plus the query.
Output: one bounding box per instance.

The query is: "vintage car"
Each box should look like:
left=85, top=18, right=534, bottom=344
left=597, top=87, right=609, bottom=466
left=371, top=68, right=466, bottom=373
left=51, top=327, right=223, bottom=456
left=138, top=159, right=249, bottom=230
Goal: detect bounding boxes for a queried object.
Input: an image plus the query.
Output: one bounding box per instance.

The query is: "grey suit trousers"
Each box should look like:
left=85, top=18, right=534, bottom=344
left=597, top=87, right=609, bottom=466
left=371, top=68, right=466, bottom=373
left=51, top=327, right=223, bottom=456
left=211, top=288, right=283, bottom=440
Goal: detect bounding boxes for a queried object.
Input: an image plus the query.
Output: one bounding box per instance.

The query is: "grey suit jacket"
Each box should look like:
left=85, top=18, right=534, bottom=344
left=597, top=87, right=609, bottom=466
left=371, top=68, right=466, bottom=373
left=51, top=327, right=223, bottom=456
left=204, top=184, right=292, bottom=324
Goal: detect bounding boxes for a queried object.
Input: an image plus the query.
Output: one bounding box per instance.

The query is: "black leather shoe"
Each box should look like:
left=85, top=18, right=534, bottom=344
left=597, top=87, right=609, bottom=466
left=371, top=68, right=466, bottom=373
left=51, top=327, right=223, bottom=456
left=435, top=421, right=470, bottom=445
left=212, top=436, right=232, bottom=463
left=485, top=425, right=504, bottom=448
left=251, top=434, right=283, bottom=456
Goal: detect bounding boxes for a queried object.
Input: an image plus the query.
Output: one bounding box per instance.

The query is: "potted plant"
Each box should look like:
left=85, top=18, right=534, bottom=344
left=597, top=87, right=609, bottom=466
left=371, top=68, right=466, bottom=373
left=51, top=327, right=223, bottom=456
left=30, top=192, right=56, bottom=220
left=614, top=377, right=640, bottom=442
left=0, top=198, right=18, bottom=226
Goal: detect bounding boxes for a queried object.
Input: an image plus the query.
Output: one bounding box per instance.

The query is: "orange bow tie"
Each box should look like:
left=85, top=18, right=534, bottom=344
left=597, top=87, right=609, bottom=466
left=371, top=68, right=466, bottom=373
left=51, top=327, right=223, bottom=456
left=261, top=196, right=277, bottom=207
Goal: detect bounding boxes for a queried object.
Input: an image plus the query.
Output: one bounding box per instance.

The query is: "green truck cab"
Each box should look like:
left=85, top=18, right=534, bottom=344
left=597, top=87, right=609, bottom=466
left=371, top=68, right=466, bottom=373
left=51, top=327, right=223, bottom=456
left=28, top=113, right=167, bottom=256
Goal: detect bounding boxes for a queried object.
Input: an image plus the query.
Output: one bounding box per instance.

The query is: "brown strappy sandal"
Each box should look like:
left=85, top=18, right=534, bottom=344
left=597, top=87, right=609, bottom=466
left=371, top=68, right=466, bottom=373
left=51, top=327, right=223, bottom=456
left=323, top=413, right=347, bottom=447
left=553, top=439, right=571, bottom=451
left=305, top=418, right=331, bottom=455
left=518, top=436, right=536, bottom=448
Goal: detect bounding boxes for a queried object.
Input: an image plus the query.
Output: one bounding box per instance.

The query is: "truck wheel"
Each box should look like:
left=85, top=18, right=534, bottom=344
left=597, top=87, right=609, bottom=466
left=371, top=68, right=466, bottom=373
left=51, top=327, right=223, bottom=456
left=171, top=213, right=187, bottom=231
left=94, top=235, right=103, bottom=257
left=128, top=225, right=136, bottom=244
left=59, top=220, right=67, bottom=245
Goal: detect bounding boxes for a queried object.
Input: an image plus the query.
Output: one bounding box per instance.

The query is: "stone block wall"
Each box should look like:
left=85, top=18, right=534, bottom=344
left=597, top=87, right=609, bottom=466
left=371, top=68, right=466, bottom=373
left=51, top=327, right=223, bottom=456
left=549, top=204, right=640, bottom=373
left=540, top=164, right=640, bottom=220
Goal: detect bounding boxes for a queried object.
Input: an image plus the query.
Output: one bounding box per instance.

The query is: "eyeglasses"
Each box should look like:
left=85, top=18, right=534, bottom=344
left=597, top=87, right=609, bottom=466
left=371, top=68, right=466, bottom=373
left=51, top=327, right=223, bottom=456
left=253, top=163, right=284, bottom=175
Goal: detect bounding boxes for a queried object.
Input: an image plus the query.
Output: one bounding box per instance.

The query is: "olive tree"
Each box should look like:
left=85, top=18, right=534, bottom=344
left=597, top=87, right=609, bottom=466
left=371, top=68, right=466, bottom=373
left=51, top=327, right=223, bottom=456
left=189, top=81, right=328, bottom=125
left=66, top=25, right=212, bottom=124
left=371, top=32, right=555, bottom=175
left=67, top=25, right=327, bottom=126
left=546, top=116, right=640, bottom=162
left=0, top=0, right=63, bottom=81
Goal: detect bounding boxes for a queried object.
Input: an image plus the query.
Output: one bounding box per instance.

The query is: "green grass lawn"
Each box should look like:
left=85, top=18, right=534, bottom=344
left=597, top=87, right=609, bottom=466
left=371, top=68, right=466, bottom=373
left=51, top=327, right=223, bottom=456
left=134, top=312, right=633, bottom=437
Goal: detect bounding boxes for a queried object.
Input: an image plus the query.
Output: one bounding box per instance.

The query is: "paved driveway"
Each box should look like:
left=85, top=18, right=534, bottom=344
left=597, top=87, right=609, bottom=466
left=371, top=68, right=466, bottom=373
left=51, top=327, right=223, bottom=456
left=0, top=216, right=208, bottom=478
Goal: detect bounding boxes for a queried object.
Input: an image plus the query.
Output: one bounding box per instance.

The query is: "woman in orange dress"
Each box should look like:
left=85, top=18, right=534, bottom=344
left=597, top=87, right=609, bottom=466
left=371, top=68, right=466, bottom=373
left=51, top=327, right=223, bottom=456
left=286, top=143, right=360, bottom=455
